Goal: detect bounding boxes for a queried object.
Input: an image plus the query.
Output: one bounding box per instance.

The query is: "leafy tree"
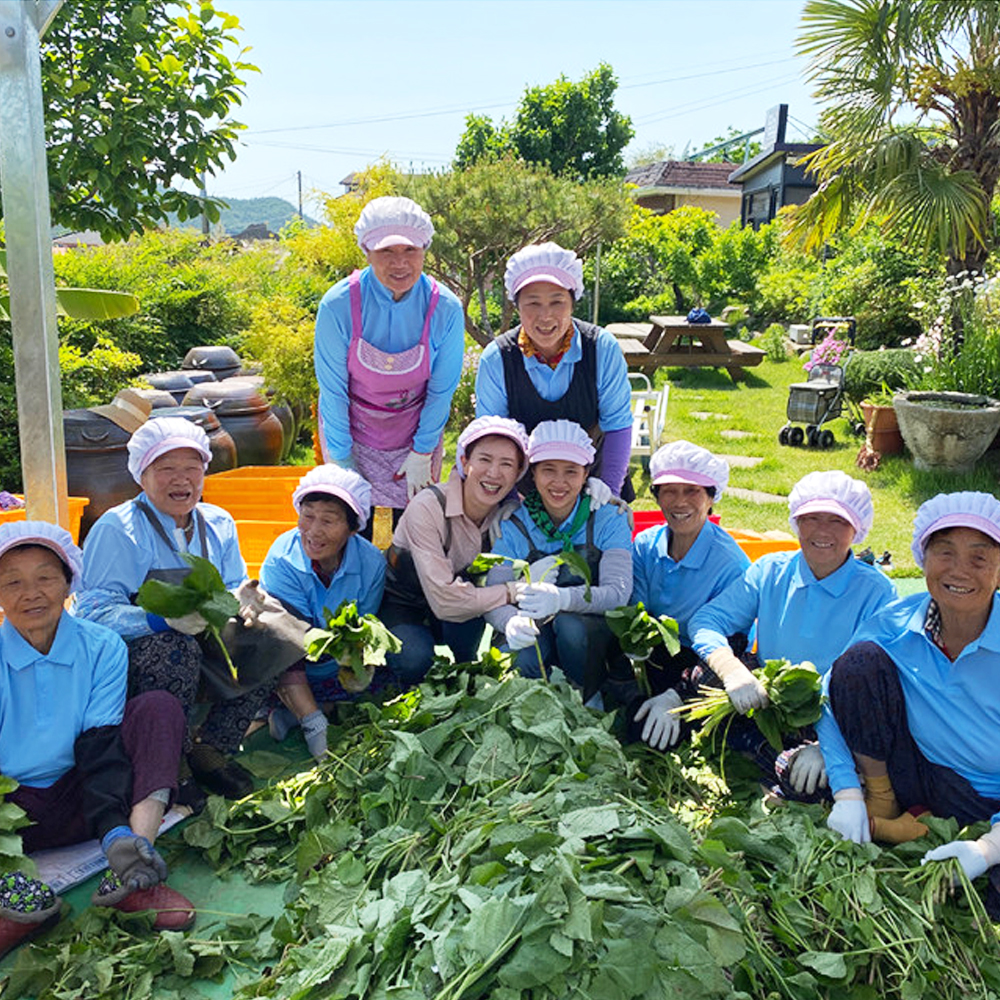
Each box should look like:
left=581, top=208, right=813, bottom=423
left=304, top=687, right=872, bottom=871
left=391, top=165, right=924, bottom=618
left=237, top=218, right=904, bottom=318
left=455, top=64, right=634, bottom=180
left=405, top=158, right=632, bottom=346
left=695, top=126, right=762, bottom=163
left=31, top=0, right=256, bottom=240
left=791, top=0, right=1000, bottom=272
left=625, top=142, right=677, bottom=170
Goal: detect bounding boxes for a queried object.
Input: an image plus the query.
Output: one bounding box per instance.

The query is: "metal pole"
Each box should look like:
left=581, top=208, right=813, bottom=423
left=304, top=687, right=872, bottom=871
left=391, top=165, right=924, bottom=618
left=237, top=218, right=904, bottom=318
left=297, top=170, right=303, bottom=219
left=591, top=241, right=601, bottom=325
left=0, top=0, right=68, bottom=524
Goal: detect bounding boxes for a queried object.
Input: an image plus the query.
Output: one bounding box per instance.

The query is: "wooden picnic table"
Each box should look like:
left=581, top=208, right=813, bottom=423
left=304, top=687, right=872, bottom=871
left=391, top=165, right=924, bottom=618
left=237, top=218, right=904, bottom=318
left=607, top=315, right=765, bottom=381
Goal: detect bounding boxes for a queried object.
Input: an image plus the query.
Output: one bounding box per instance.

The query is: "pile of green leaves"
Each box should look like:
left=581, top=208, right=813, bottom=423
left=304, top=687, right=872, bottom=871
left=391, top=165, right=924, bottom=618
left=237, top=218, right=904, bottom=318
left=676, top=659, right=824, bottom=752
left=304, top=601, right=402, bottom=692
left=136, top=554, right=240, bottom=679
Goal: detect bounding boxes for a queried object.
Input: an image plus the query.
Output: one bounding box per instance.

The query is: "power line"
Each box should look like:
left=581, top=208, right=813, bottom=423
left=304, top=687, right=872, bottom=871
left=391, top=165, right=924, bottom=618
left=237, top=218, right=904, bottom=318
left=635, top=72, right=803, bottom=126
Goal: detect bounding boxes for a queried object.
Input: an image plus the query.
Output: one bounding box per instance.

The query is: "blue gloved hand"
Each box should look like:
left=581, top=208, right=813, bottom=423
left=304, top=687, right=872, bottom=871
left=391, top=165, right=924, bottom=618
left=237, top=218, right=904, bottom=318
left=101, top=826, right=168, bottom=899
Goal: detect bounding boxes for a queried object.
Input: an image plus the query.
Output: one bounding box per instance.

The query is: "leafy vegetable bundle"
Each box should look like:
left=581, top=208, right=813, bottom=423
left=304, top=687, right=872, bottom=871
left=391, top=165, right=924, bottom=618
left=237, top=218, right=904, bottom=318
left=605, top=602, right=680, bottom=660
left=673, top=658, right=823, bottom=751
left=303, top=600, right=401, bottom=692
left=136, top=553, right=240, bottom=679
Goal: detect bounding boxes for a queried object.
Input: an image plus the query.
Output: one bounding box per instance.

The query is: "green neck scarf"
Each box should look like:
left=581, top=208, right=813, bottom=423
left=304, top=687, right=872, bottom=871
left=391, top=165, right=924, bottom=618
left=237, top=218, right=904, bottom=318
left=523, top=490, right=591, bottom=552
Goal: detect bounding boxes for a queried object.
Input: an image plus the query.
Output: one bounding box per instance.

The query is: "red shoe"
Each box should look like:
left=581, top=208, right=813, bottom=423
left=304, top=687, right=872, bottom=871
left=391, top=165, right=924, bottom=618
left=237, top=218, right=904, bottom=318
left=107, top=884, right=196, bottom=931
left=0, top=911, right=60, bottom=959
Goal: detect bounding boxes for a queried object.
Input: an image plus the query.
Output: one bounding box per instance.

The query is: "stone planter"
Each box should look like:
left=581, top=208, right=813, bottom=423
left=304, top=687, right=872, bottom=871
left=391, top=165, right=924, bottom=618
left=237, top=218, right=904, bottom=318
left=893, top=391, right=1000, bottom=473
left=861, top=402, right=903, bottom=456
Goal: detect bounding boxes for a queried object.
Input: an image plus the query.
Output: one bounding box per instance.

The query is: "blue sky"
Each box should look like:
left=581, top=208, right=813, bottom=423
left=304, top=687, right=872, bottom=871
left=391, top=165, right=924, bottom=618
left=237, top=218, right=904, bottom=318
left=212, top=0, right=818, bottom=210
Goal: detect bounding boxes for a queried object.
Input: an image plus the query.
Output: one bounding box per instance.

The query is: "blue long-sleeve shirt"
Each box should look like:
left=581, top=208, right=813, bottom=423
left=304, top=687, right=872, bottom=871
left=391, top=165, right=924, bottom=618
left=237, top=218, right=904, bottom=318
left=75, top=494, right=246, bottom=640
left=0, top=613, right=126, bottom=788
left=314, top=268, right=465, bottom=460
left=632, top=521, right=750, bottom=646
left=259, top=530, right=386, bottom=680
left=474, top=322, right=633, bottom=433
left=822, top=593, right=1000, bottom=818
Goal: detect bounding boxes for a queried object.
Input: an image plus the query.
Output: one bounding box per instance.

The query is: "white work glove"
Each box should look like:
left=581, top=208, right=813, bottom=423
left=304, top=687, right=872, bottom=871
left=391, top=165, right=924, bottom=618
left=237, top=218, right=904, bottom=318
left=827, top=788, right=871, bottom=844
left=706, top=648, right=769, bottom=714
left=633, top=688, right=683, bottom=751
left=787, top=742, right=828, bottom=795
left=922, top=825, right=1000, bottom=881
left=527, top=554, right=559, bottom=583
left=395, top=450, right=434, bottom=500
left=233, top=579, right=267, bottom=627
left=517, top=582, right=571, bottom=620
left=166, top=610, right=208, bottom=635
left=584, top=477, right=612, bottom=509
left=505, top=614, right=540, bottom=650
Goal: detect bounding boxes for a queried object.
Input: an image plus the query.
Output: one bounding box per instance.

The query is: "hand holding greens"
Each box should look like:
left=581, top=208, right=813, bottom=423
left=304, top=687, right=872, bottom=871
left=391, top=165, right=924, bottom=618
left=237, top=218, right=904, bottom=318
left=304, top=600, right=401, bottom=693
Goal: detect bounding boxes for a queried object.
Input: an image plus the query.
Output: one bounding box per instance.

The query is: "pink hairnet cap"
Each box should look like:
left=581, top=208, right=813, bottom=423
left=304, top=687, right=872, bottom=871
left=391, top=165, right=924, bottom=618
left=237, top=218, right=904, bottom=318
left=911, top=491, right=1000, bottom=568
left=455, top=416, right=530, bottom=479
left=293, top=465, right=372, bottom=531
left=788, top=470, right=873, bottom=544
left=0, top=521, right=83, bottom=594
left=354, top=196, right=434, bottom=251
left=127, top=417, right=212, bottom=484
left=527, top=420, right=595, bottom=467
left=649, top=440, right=729, bottom=498
left=505, top=242, right=585, bottom=302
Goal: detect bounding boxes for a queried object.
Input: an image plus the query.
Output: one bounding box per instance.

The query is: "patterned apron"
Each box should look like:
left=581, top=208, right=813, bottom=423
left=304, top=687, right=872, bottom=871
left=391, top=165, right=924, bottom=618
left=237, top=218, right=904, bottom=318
left=346, top=269, right=442, bottom=507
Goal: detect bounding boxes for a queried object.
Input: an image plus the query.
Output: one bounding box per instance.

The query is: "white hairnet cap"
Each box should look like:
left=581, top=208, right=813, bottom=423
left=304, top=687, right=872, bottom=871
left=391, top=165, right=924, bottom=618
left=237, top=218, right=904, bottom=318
left=527, top=420, right=595, bottom=467
left=650, top=440, right=729, bottom=498
left=0, top=521, right=82, bottom=593
left=911, top=491, right=1000, bottom=568
left=127, top=416, right=212, bottom=484
left=788, top=470, right=874, bottom=544
left=455, top=416, right=530, bottom=478
left=354, top=196, right=434, bottom=251
left=505, top=242, right=584, bottom=302
left=293, top=465, right=372, bottom=531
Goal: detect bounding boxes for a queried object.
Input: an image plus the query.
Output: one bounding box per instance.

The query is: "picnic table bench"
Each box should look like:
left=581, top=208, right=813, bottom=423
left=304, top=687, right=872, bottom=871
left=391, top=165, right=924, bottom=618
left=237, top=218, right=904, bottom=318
left=607, top=315, right=765, bottom=381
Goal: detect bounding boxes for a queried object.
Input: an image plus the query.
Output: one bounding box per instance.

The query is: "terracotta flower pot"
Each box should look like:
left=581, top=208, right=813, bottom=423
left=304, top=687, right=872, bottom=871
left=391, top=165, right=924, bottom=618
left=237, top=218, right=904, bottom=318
left=893, top=391, right=1000, bottom=473
left=860, top=402, right=903, bottom=456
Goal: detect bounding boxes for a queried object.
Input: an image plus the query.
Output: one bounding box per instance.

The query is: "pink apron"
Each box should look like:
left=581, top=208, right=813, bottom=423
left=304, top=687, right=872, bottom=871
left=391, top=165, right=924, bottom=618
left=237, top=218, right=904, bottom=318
left=346, top=270, right=443, bottom=507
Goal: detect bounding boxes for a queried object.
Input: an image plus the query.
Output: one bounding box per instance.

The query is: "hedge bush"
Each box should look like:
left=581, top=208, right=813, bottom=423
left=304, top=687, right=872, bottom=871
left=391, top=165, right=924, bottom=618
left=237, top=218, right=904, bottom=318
left=843, top=348, right=919, bottom=403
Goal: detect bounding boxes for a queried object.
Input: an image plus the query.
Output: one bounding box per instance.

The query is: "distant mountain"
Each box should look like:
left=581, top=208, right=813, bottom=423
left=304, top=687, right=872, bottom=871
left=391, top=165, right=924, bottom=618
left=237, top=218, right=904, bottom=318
left=168, top=196, right=319, bottom=235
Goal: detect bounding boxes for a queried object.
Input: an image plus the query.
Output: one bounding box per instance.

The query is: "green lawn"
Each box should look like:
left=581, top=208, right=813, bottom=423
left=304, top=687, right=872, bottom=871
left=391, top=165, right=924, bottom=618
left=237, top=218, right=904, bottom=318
left=629, top=357, right=999, bottom=576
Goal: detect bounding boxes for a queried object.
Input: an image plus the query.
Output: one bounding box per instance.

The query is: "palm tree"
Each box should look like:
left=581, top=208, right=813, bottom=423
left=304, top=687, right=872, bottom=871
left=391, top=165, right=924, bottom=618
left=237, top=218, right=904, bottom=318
left=790, top=0, right=1000, bottom=274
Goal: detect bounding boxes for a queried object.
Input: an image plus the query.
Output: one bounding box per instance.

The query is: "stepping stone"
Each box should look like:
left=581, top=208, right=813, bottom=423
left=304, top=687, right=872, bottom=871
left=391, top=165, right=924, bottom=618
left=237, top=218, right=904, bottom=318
left=727, top=486, right=787, bottom=504
left=717, top=454, right=763, bottom=468
left=720, top=429, right=754, bottom=440
left=689, top=411, right=729, bottom=421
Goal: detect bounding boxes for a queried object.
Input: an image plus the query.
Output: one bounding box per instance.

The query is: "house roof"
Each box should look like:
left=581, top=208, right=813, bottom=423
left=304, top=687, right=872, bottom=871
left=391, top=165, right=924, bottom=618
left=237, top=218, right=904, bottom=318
left=727, top=143, right=823, bottom=183
left=624, top=160, right=738, bottom=191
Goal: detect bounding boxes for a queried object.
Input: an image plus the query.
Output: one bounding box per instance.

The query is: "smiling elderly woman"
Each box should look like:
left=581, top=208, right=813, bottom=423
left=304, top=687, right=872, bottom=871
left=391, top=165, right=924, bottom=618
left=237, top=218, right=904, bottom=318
left=475, top=243, right=635, bottom=499
left=0, top=522, right=193, bottom=957
left=824, top=492, right=1000, bottom=871
left=314, top=196, right=466, bottom=527
left=75, top=417, right=308, bottom=801
left=688, top=471, right=897, bottom=795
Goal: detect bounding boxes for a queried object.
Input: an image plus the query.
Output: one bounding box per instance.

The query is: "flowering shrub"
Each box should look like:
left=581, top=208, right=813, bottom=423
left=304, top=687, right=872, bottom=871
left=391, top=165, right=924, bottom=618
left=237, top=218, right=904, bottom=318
left=804, top=330, right=850, bottom=371
left=903, top=271, right=1000, bottom=397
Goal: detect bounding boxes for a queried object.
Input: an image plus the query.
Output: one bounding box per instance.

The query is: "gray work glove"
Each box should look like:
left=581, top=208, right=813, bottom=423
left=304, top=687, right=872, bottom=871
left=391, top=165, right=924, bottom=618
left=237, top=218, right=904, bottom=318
left=103, top=830, right=169, bottom=901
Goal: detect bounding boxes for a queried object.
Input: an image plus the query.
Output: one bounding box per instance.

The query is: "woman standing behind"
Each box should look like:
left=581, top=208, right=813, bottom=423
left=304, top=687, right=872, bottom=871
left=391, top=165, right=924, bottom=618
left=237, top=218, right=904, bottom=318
left=380, top=416, right=529, bottom=686
left=314, top=196, right=466, bottom=526
left=475, top=243, right=634, bottom=498
left=485, top=420, right=633, bottom=701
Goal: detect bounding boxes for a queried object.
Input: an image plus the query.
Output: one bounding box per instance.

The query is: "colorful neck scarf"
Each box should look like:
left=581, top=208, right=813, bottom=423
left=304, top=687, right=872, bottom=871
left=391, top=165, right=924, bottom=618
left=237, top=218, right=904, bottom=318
left=523, top=490, right=591, bottom=552
left=518, top=326, right=574, bottom=369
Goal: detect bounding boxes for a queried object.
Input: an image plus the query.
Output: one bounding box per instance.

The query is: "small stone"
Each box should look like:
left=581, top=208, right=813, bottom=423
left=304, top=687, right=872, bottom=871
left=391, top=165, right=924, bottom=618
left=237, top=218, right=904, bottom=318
left=720, top=429, right=754, bottom=439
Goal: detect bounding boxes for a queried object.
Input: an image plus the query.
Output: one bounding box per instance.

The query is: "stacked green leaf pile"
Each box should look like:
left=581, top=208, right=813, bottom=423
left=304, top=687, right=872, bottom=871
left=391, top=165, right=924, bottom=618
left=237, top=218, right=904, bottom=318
left=5, top=660, right=999, bottom=999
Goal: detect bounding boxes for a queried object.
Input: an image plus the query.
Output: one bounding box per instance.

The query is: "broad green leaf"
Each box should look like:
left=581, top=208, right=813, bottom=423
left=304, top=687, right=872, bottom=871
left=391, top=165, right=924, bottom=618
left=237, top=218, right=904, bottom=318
left=181, top=553, right=228, bottom=595
left=54, top=288, right=140, bottom=320
left=135, top=577, right=200, bottom=617
left=799, top=950, right=849, bottom=980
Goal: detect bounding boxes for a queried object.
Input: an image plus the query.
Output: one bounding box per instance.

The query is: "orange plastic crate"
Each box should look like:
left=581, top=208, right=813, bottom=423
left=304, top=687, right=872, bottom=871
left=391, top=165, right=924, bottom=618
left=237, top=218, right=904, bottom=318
left=630, top=509, right=798, bottom=561
left=210, top=466, right=313, bottom=480
left=201, top=474, right=300, bottom=522
left=0, top=496, right=90, bottom=544
left=235, top=519, right=295, bottom=580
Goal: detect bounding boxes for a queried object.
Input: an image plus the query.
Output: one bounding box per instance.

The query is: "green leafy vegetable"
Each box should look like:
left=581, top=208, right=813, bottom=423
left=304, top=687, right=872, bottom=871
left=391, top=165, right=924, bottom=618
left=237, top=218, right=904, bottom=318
left=304, top=600, right=401, bottom=692
left=674, top=658, right=824, bottom=751
left=136, top=553, right=240, bottom=680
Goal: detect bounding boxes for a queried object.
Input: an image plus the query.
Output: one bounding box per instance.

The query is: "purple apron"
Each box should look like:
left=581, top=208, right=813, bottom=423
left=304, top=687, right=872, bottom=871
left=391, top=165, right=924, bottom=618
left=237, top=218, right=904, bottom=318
left=346, top=269, right=442, bottom=507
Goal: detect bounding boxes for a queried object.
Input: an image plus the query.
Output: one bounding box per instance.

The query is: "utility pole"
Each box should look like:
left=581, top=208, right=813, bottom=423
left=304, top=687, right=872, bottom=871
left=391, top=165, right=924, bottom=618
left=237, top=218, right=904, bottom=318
left=297, top=170, right=303, bottom=220
left=591, top=241, right=601, bottom=325
left=199, top=172, right=210, bottom=236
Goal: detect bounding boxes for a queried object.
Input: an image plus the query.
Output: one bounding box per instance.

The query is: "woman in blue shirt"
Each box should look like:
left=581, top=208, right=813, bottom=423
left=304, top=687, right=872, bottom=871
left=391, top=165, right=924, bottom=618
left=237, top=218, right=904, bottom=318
left=259, top=465, right=386, bottom=758
left=0, top=522, right=193, bottom=955
left=825, top=492, right=1000, bottom=877
left=625, top=441, right=750, bottom=750
left=485, top=420, right=633, bottom=701
left=689, top=470, right=896, bottom=796
left=475, top=243, right=634, bottom=499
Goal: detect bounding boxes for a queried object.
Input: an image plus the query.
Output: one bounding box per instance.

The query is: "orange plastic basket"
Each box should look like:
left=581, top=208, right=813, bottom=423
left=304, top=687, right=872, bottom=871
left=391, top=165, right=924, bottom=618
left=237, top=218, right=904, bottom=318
left=0, top=496, right=90, bottom=544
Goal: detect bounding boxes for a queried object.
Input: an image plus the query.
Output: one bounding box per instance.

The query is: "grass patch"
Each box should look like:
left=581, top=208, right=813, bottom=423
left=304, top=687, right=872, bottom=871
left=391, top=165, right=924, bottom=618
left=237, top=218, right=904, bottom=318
left=627, top=357, right=997, bottom=574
